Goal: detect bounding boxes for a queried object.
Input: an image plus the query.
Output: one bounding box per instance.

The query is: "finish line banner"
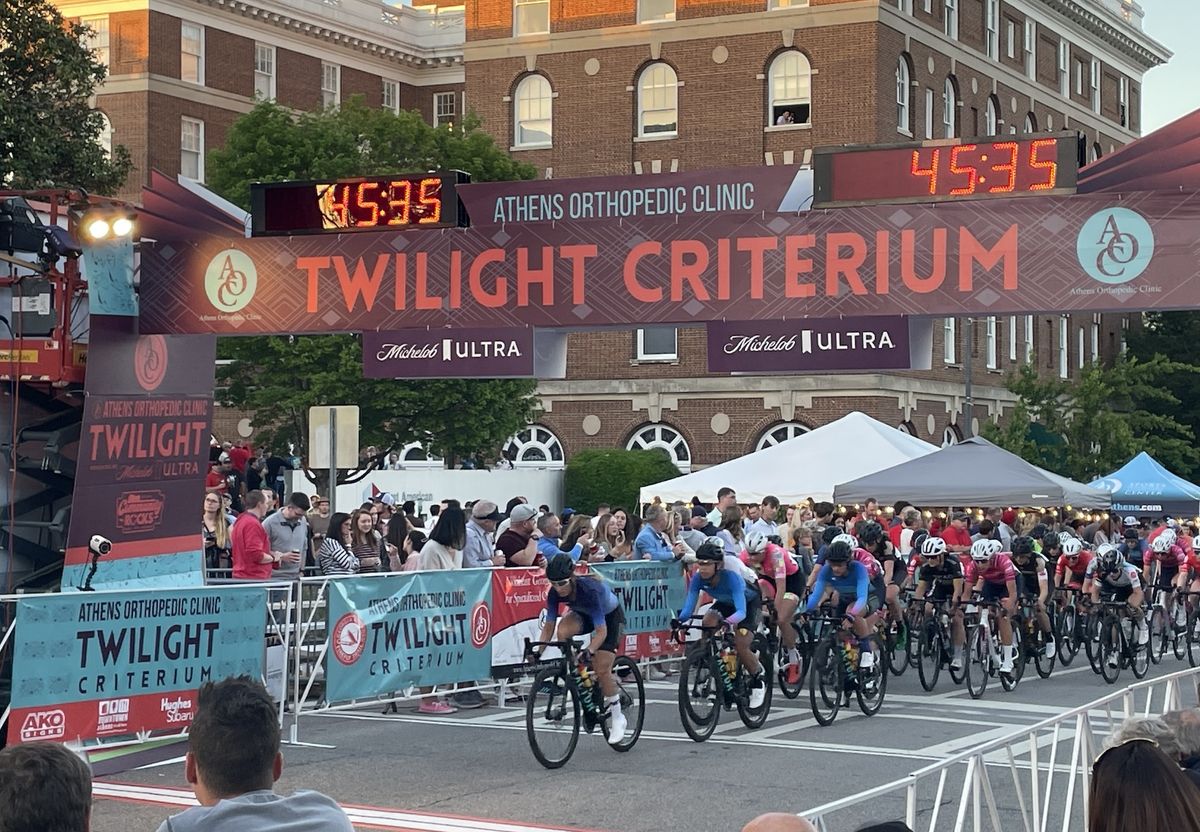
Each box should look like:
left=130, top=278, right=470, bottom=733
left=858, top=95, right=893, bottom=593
left=325, top=570, right=493, bottom=701
left=8, top=587, right=266, bottom=744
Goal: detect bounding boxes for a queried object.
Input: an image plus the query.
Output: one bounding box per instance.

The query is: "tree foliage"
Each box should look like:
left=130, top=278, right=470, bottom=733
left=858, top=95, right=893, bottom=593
left=208, top=100, right=540, bottom=479
left=564, top=450, right=684, bottom=513
left=982, top=357, right=1199, bottom=482
left=0, top=0, right=132, bottom=193
left=1124, top=312, right=1200, bottom=481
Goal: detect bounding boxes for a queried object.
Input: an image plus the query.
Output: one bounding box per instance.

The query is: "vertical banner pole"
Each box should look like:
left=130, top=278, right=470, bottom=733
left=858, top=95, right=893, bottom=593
left=328, top=407, right=337, bottom=516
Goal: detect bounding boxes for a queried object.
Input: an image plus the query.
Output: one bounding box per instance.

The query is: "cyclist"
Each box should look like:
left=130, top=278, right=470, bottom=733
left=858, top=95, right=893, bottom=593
left=1083, top=542, right=1149, bottom=660
left=1010, top=535, right=1055, bottom=659
left=910, top=535, right=966, bottom=670
left=1054, top=536, right=1094, bottom=593
left=859, top=521, right=906, bottom=636
left=1118, top=527, right=1149, bottom=579
left=1147, top=530, right=1188, bottom=624
left=674, top=541, right=767, bottom=709
left=535, top=554, right=628, bottom=744
left=962, top=539, right=1019, bottom=674
left=805, top=539, right=878, bottom=671
left=742, top=531, right=803, bottom=683
left=1039, top=531, right=1063, bottom=580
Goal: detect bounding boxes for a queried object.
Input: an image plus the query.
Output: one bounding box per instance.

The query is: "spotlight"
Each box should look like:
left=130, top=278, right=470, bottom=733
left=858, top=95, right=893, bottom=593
left=111, top=216, right=134, bottom=236
left=86, top=218, right=110, bottom=239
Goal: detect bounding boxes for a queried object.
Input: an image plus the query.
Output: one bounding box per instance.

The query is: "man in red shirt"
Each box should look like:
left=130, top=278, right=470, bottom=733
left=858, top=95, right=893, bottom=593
left=941, top=511, right=973, bottom=555
left=231, top=490, right=278, bottom=579
left=228, top=441, right=253, bottom=476
left=204, top=460, right=226, bottom=493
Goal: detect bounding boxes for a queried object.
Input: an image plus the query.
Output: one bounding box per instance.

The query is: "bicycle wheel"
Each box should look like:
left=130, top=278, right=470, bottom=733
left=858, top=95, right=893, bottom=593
left=1033, top=624, right=1055, bottom=679
left=916, top=618, right=942, bottom=692
left=1131, top=621, right=1150, bottom=679
left=885, top=619, right=908, bottom=677
left=808, top=637, right=843, bottom=726
left=1000, top=640, right=1023, bottom=691
left=795, top=618, right=815, bottom=682
left=1176, top=605, right=1191, bottom=662
left=1148, top=607, right=1168, bottom=665
left=1188, top=609, right=1200, bottom=668
left=677, top=648, right=721, bottom=742
left=1098, top=615, right=1122, bottom=685
left=525, top=667, right=581, bottom=769
left=1056, top=606, right=1078, bottom=666
left=604, top=657, right=645, bottom=752
left=737, top=634, right=773, bottom=729
left=777, top=640, right=804, bottom=700
left=856, top=635, right=888, bottom=717
left=1086, top=612, right=1104, bottom=674
left=964, top=625, right=989, bottom=699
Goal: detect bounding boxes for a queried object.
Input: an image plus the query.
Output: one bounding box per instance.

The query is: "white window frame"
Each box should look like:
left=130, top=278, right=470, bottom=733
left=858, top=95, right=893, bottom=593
left=985, top=96, right=999, bottom=136
left=321, top=62, right=340, bottom=109
left=1120, top=316, right=1129, bottom=355
left=503, top=425, right=565, bottom=469
left=180, top=22, right=204, bottom=85
left=767, top=51, right=812, bottom=128
left=1024, top=20, right=1036, bottom=79
left=894, top=0, right=912, bottom=11
left=97, top=111, right=113, bottom=157
left=756, top=422, right=810, bottom=450
left=984, top=0, right=999, bottom=59
left=1090, top=57, right=1101, bottom=113
left=924, top=88, right=934, bottom=140
left=942, top=77, right=956, bottom=138
left=1058, top=316, right=1069, bottom=378
left=1006, top=20, right=1016, bottom=60
left=922, top=0, right=931, bottom=12
left=1074, top=58, right=1084, bottom=96
left=513, top=75, right=552, bottom=147
left=896, top=58, right=911, bottom=134
left=943, top=317, right=957, bottom=364
left=636, top=62, right=678, bottom=138
left=1008, top=315, right=1017, bottom=362
left=1091, top=314, right=1101, bottom=362
left=626, top=423, right=691, bottom=472
left=1077, top=326, right=1085, bottom=369
left=1024, top=113, right=1036, bottom=133
left=254, top=43, right=275, bottom=101
left=434, top=91, right=457, bottom=127
left=944, top=0, right=958, bottom=40
left=638, top=0, right=676, bottom=24
left=1058, top=40, right=1070, bottom=97
left=180, top=116, right=204, bottom=182
left=382, top=80, right=399, bottom=114
left=81, top=15, right=110, bottom=68
left=513, top=0, right=550, bottom=37
left=1119, top=77, right=1129, bottom=127
left=636, top=326, right=678, bottom=361
left=986, top=317, right=998, bottom=369
left=1024, top=315, right=1034, bottom=363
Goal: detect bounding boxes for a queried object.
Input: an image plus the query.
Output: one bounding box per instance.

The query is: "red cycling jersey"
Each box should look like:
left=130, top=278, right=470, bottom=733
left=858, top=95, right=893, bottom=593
left=963, top=553, right=1018, bottom=585
left=1148, top=543, right=1189, bottom=569
left=1054, top=551, right=1094, bottom=585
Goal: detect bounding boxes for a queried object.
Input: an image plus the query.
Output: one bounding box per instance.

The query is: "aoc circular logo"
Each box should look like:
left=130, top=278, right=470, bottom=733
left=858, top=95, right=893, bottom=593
left=1092, top=477, right=1122, bottom=493
left=133, top=335, right=168, bottom=392
left=1076, top=208, right=1154, bottom=285
left=470, top=602, right=492, bottom=649
left=204, top=249, right=257, bottom=312
left=331, top=612, right=366, bottom=666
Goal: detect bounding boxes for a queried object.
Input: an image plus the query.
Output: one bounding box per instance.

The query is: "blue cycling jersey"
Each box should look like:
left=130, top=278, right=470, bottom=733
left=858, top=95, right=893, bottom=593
left=679, top=568, right=755, bottom=625
left=806, top=560, right=871, bottom=617
left=546, top=575, right=619, bottom=629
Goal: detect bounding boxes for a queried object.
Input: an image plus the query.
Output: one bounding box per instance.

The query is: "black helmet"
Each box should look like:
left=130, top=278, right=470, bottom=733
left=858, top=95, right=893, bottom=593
left=766, top=534, right=784, bottom=547
left=1041, top=532, right=1060, bottom=552
left=1030, top=523, right=1049, bottom=541
left=545, top=553, right=575, bottom=582
left=1011, top=536, right=1034, bottom=557
left=858, top=521, right=884, bottom=546
left=825, top=540, right=853, bottom=564
left=1123, top=528, right=1140, bottom=541
left=821, top=526, right=841, bottom=546
left=910, top=530, right=929, bottom=553
left=694, top=542, right=725, bottom=563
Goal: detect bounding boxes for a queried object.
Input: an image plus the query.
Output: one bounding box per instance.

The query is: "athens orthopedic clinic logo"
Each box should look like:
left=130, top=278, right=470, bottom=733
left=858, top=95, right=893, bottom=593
left=332, top=611, right=367, bottom=666
left=203, top=249, right=258, bottom=313
left=1076, top=207, right=1155, bottom=285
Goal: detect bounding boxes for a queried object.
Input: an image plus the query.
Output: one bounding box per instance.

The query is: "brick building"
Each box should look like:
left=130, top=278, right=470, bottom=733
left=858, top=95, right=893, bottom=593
left=56, top=0, right=465, bottom=202
left=449, top=0, right=1170, bottom=474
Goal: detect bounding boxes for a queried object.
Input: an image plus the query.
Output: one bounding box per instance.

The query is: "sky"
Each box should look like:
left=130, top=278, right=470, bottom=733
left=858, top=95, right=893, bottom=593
left=1135, top=0, right=1200, bottom=131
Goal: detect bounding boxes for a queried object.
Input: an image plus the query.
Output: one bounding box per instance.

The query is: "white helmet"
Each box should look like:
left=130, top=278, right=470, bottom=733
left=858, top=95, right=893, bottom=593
left=1152, top=535, right=1174, bottom=554
left=970, top=539, right=997, bottom=562
left=832, top=533, right=858, bottom=549
left=1096, top=543, right=1122, bottom=569
left=1160, top=528, right=1178, bottom=546
left=1060, top=537, right=1083, bottom=557
left=920, top=536, right=948, bottom=557
left=744, top=531, right=768, bottom=555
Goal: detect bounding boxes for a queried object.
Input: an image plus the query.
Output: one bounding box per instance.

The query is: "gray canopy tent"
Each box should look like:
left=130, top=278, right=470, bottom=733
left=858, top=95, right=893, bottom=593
left=832, top=436, right=1112, bottom=508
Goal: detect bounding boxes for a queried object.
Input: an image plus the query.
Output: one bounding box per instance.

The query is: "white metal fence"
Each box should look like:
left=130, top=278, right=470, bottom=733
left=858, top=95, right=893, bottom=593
left=801, top=667, right=1200, bottom=832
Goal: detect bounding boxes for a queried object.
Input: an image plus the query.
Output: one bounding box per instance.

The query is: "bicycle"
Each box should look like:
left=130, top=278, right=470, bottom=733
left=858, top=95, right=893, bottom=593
left=962, top=598, right=1023, bottom=699
left=761, top=598, right=813, bottom=700
left=1013, top=597, right=1056, bottom=679
left=1146, top=585, right=1175, bottom=665
left=806, top=607, right=887, bottom=726
left=1053, top=588, right=1091, bottom=666
left=673, top=616, right=773, bottom=742
left=1177, top=589, right=1200, bottom=666
left=912, top=598, right=958, bottom=692
left=522, top=638, right=645, bottom=769
left=1094, top=600, right=1150, bottom=684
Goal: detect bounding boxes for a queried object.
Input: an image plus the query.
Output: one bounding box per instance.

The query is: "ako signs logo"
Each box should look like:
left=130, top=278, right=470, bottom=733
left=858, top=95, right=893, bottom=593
left=133, top=334, right=168, bottom=392
left=204, top=249, right=257, bottom=313
left=20, top=709, right=66, bottom=742
left=1076, top=208, right=1155, bottom=285
left=332, top=612, right=367, bottom=666
left=115, top=490, right=166, bottom=534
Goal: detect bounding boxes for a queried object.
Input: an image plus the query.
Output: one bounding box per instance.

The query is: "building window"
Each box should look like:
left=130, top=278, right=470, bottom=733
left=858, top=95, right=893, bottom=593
left=1077, top=326, right=1085, bottom=369
left=942, top=77, right=956, bottom=138
left=513, top=0, right=550, bottom=36
left=399, top=442, right=444, bottom=469
left=896, top=56, right=911, bottom=134
left=984, top=0, right=998, bottom=59
left=1058, top=40, right=1069, bottom=97
left=180, top=117, right=204, bottom=181
left=1024, top=112, right=1037, bottom=133
left=636, top=326, right=677, bottom=361
left=985, top=96, right=999, bottom=136
left=768, top=51, right=812, bottom=127
left=1024, top=20, right=1036, bottom=79
left=942, top=425, right=962, bottom=447
left=894, top=0, right=911, bottom=11
left=638, top=0, right=675, bottom=23
left=1088, top=142, right=1101, bottom=163
left=514, top=75, right=551, bottom=146
left=181, top=22, right=204, bottom=84
left=1008, top=315, right=1017, bottom=362
left=898, top=421, right=917, bottom=436
left=637, top=62, right=678, bottom=138
left=1121, top=316, right=1129, bottom=355
left=382, top=80, right=399, bottom=114
left=922, top=0, right=931, bottom=12
left=756, top=422, right=810, bottom=451
left=254, top=43, right=275, bottom=100
left=986, top=317, right=998, bottom=369
left=924, top=88, right=934, bottom=140
left=81, top=15, right=109, bottom=67
left=627, top=423, right=691, bottom=472
left=434, top=91, right=456, bottom=127
left=943, top=317, right=956, bottom=364
left=503, top=425, right=565, bottom=468
left=1091, top=314, right=1101, bottom=362
left=944, top=0, right=958, bottom=39
left=1024, top=315, right=1034, bottom=363
left=1074, top=58, right=1084, bottom=96
left=1058, top=316, right=1069, bottom=378
left=1119, top=77, right=1129, bottom=127
left=1090, top=58, right=1101, bottom=112
left=96, top=111, right=113, bottom=157
left=321, top=62, right=340, bottom=109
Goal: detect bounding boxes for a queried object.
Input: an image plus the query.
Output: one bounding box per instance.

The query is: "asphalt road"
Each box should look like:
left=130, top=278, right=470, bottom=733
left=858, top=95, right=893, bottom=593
left=89, top=655, right=1200, bottom=832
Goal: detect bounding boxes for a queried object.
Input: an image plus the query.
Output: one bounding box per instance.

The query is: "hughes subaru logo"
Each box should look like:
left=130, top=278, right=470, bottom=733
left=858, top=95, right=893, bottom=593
left=204, top=249, right=257, bottom=312
left=1076, top=208, right=1154, bottom=285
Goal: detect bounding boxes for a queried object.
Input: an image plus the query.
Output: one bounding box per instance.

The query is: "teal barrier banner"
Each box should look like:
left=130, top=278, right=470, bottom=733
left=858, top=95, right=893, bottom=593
left=325, top=570, right=493, bottom=702
left=8, top=587, right=266, bottom=744
left=591, top=561, right=686, bottom=635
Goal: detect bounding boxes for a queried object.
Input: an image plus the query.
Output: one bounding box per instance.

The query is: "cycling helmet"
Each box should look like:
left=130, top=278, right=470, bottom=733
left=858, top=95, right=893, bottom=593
left=1161, top=528, right=1178, bottom=546
left=1151, top=535, right=1174, bottom=554
left=832, top=533, right=858, bottom=549
left=744, top=531, right=769, bottom=555
left=910, top=530, right=930, bottom=553
left=970, top=539, right=995, bottom=562
left=545, top=553, right=575, bottom=582
left=821, top=526, right=841, bottom=546
left=858, top=521, right=884, bottom=546
left=920, top=536, right=948, bottom=557
left=1029, top=523, right=1049, bottom=541
left=1096, top=543, right=1122, bottom=570
left=1042, top=532, right=1061, bottom=552
left=1060, top=537, right=1083, bottom=557
left=1011, top=536, right=1034, bottom=557
left=766, top=534, right=784, bottom=548
left=1123, top=528, right=1140, bottom=541
left=825, top=540, right=853, bottom=564
left=694, top=541, right=725, bottom=562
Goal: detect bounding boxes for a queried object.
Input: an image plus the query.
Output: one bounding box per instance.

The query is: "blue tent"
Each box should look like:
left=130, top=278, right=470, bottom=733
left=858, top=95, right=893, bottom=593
left=1089, top=453, right=1200, bottom=518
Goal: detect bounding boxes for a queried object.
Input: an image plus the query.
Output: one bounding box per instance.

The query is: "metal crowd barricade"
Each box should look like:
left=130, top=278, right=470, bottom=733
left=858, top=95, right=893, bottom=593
left=801, top=666, right=1200, bottom=832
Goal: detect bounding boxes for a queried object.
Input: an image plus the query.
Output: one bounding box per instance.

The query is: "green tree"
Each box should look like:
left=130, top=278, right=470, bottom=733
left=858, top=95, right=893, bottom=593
left=1125, top=312, right=1200, bottom=481
left=208, top=99, right=540, bottom=481
left=564, top=450, right=685, bottom=513
left=0, top=0, right=132, bottom=193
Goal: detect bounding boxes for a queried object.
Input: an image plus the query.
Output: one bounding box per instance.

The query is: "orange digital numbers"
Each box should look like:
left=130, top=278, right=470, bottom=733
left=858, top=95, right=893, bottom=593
left=949, top=144, right=979, bottom=195
left=417, top=177, right=442, bottom=225
left=911, top=148, right=940, bottom=195
left=988, top=141, right=1020, bottom=193
left=1029, top=138, right=1058, bottom=191
left=387, top=179, right=413, bottom=226
left=322, top=183, right=351, bottom=228
left=354, top=182, right=382, bottom=226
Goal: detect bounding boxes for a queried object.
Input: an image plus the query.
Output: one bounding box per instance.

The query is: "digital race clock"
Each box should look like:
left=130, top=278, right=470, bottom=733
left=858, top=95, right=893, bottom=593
left=813, top=134, right=1080, bottom=208
left=249, top=171, right=468, bottom=236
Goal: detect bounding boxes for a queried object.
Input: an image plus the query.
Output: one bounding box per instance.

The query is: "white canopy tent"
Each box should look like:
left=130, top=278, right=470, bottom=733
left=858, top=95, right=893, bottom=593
left=638, top=412, right=939, bottom=507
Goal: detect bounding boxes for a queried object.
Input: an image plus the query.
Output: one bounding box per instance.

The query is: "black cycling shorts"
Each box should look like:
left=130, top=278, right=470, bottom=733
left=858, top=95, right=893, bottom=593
left=714, top=590, right=763, bottom=631
left=835, top=592, right=881, bottom=620
left=981, top=580, right=1012, bottom=604
left=761, top=571, right=805, bottom=599
left=872, top=573, right=888, bottom=608
left=927, top=581, right=957, bottom=604
left=1157, top=565, right=1180, bottom=591
left=1099, top=585, right=1134, bottom=605
left=575, top=606, right=625, bottom=653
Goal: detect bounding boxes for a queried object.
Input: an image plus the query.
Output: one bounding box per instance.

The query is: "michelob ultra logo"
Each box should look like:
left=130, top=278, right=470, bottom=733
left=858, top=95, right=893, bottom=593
left=1076, top=208, right=1154, bottom=285
left=204, top=249, right=257, bottom=312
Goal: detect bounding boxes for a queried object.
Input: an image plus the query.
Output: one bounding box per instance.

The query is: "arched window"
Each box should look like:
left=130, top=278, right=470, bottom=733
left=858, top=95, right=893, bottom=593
left=514, top=74, right=552, bottom=147
left=1024, top=112, right=1037, bottom=133
left=942, top=76, right=957, bottom=138
left=896, top=56, right=911, bottom=133
left=627, top=423, right=691, bottom=472
left=768, top=51, right=811, bottom=127
left=1090, top=142, right=1102, bottom=163
left=398, top=442, right=444, bottom=469
left=942, top=425, right=962, bottom=447
left=637, top=62, right=678, bottom=138
left=502, top=425, right=565, bottom=468
left=984, top=96, right=999, bottom=136
left=756, top=421, right=810, bottom=451
left=897, top=421, right=917, bottom=436
left=97, top=111, right=113, bottom=157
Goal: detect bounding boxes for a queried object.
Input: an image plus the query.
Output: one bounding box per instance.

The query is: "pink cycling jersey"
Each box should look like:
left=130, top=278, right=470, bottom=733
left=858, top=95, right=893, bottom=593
left=855, top=547, right=882, bottom=580
left=1148, top=544, right=1188, bottom=569
left=963, top=553, right=1017, bottom=585
left=741, top=541, right=799, bottom=583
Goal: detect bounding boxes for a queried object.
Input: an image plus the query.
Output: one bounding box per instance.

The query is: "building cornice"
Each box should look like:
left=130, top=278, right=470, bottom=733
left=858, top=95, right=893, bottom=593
left=1043, top=0, right=1170, bottom=70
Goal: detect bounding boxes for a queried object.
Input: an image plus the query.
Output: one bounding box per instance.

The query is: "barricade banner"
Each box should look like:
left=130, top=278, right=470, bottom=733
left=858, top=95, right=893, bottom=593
left=591, top=561, right=686, bottom=634
left=489, top=567, right=549, bottom=670
left=325, top=570, right=493, bottom=701
left=8, top=587, right=266, bottom=744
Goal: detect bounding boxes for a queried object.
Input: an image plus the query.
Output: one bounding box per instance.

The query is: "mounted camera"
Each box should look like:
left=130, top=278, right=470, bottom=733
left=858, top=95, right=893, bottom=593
left=88, top=534, right=112, bottom=557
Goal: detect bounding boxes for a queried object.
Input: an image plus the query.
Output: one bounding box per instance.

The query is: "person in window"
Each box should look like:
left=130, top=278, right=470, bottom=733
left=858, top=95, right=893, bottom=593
left=775, top=110, right=794, bottom=125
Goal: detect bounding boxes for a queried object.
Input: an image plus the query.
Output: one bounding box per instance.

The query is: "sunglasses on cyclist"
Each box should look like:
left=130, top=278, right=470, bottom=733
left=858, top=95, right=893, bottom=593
left=550, top=578, right=572, bottom=588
